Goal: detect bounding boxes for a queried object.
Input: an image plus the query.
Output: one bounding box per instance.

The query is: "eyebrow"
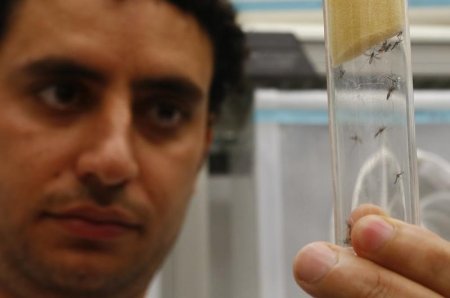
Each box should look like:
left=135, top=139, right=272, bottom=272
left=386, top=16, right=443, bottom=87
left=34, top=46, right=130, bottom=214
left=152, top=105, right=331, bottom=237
left=132, top=77, right=204, bottom=102
left=18, top=57, right=106, bottom=83
left=16, top=56, right=205, bottom=101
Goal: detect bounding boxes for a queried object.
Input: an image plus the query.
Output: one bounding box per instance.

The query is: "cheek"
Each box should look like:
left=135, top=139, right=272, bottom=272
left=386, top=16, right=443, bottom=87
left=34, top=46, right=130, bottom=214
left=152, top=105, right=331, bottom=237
left=137, top=135, right=205, bottom=219
left=0, top=142, right=50, bottom=236
left=134, top=144, right=204, bottom=258
left=0, top=121, right=79, bottom=233
left=0, top=134, right=67, bottom=197
left=141, top=148, right=201, bottom=209
left=0, top=144, right=46, bottom=246
left=0, top=105, right=70, bottom=181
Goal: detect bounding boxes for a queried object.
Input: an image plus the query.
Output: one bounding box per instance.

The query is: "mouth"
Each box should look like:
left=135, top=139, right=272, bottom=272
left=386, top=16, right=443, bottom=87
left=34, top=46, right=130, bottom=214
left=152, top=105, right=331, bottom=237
left=42, top=206, right=142, bottom=240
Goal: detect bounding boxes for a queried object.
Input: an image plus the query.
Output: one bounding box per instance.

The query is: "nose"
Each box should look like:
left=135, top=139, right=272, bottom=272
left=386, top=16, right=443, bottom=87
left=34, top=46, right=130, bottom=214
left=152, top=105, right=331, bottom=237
left=75, top=100, right=139, bottom=188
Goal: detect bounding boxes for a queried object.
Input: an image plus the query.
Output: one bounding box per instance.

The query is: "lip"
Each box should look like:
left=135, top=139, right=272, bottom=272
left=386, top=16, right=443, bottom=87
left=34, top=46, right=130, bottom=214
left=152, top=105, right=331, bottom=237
left=43, top=206, right=141, bottom=240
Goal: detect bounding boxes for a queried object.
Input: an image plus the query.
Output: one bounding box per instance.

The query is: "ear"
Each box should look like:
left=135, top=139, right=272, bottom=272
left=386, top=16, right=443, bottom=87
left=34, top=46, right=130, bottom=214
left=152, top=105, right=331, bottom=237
left=203, top=113, right=216, bottom=157
left=195, top=113, right=215, bottom=173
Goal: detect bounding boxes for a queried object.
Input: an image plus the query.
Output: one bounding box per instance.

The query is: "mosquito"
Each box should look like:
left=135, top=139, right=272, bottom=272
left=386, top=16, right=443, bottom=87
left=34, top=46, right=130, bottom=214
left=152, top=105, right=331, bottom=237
left=344, top=220, right=352, bottom=246
left=394, top=171, right=404, bottom=184
left=350, top=134, right=362, bottom=144
left=365, top=49, right=381, bottom=64
left=338, top=65, right=346, bottom=79
left=374, top=126, right=386, bottom=138
left=386, top=75, right=400, bottom=100
left=391, top=31, right=403, bottom=50
left=378, top=40, right=392, bottom=53
left=344, top=236, right=351, bottom=245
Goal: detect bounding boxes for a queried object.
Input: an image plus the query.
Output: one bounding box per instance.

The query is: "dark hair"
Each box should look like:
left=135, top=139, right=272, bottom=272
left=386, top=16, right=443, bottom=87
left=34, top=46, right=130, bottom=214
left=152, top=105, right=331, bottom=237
left=166, top=0, right=247, bottom=114
left=0, top=1, right=16, bottom=39
left=0, top=0, right=247, bottom=115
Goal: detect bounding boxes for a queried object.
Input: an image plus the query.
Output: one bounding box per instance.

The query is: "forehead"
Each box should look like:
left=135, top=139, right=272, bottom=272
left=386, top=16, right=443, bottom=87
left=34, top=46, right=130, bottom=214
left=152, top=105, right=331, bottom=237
left=0, top=0, right=213, bottom=91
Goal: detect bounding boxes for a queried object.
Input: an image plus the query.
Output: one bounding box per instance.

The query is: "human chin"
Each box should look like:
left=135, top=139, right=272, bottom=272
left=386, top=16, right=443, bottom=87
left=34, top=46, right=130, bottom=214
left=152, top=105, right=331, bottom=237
left=0, top=199, right=156, bottom=296
left=6, top=231, right=156, bottom=297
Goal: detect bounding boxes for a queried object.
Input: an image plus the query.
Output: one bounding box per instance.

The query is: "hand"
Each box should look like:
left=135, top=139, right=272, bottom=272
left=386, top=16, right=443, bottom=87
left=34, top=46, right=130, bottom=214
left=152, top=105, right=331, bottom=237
left=292, top=204, right=450, bottom=297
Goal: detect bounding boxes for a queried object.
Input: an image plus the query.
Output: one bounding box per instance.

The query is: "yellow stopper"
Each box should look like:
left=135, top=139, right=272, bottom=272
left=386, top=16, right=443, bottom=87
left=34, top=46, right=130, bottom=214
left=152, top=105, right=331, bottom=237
left=326, top=0, right=405, bottom=67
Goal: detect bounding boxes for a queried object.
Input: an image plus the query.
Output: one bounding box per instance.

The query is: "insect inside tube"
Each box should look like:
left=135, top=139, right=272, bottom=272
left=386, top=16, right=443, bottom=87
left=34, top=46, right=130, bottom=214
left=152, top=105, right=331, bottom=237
left=378, top=40, right=392, bottom=53
left=386, top=75, right=400, bottom=100
left=365, top=49, right=381, bottom=64
left=391, top=31, right=403, bottom=50
left=344, top=220, right=352, bottom=246
left=394, top=171, right=404, bottom=184
left=374, top=126, right=387, bottom=138
left=338, top=65, right=346, bottom=79
left=350, top=134, right=362, bottom=144
left=377, top=31, right=403, bottom=54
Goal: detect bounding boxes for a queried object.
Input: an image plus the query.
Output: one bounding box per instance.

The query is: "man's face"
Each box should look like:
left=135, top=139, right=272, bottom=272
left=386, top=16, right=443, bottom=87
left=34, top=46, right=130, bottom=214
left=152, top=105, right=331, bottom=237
left=0, top=0, right=213, bottom=297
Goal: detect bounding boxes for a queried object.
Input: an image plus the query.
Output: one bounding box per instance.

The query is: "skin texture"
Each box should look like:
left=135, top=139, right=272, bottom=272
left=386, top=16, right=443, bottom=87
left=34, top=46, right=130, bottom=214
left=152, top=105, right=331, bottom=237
left=293, top=204, right=450, bottom=297
left=0, top=0, right=213, bottom=297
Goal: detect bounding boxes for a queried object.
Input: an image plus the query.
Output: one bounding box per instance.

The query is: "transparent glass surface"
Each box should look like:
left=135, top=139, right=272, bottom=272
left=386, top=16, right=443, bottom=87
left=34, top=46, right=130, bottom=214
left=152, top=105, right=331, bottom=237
left=323, top=0, right=420, bottom=246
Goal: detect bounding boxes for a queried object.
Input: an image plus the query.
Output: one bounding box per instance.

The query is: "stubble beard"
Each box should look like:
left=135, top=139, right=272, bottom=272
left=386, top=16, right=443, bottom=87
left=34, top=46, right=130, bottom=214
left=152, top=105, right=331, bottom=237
left=0, top=231, right=159, bottom=298
left=0, top=190, right=164, bottom=298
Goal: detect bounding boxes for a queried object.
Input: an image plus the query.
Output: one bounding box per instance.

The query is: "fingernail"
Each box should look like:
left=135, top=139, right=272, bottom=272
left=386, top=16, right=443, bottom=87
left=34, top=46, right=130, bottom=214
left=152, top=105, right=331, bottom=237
left=357, top=215, right=395, bottom=252
left=294, top=243, right=337, bottom=284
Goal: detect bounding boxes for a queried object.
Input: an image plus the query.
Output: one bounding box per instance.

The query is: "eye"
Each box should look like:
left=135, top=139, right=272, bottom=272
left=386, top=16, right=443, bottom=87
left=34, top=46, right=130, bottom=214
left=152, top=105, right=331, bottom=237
left=37, top=82, right=88, bottom=111
left=146, top=102, right=185, bottom=128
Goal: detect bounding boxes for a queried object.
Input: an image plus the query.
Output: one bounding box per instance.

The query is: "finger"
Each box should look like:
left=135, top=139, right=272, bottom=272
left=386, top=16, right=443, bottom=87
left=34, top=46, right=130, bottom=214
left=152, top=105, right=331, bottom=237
left=293, top=242, right=442, bottom=298
left=351, top=215, right=450, bottom=296
left=349, top=203, right=387, bottom=224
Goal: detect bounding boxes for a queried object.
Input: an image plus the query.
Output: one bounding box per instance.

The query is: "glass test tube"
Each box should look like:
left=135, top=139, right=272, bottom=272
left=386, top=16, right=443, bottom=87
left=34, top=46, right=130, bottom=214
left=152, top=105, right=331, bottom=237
left=322, top=0, right=420, bottom=246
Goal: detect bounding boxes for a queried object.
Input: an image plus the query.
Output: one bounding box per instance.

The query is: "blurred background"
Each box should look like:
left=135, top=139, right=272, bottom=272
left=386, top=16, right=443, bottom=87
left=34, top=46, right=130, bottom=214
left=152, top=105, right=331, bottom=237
left=148, top=1, right=450, bottom=297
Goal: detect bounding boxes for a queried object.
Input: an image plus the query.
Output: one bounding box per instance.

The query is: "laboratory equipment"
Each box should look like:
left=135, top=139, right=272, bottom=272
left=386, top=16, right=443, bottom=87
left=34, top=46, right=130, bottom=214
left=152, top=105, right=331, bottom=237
left=323, top=0, right=420, bottom=246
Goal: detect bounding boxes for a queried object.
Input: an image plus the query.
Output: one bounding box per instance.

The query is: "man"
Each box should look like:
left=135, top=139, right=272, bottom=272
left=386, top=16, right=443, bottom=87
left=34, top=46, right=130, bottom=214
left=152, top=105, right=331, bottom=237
left=0, top=0, right=244, bottom=297
left=0, top=1, right=448, bottom=298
